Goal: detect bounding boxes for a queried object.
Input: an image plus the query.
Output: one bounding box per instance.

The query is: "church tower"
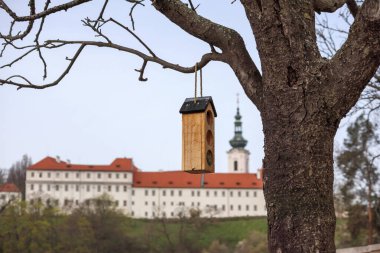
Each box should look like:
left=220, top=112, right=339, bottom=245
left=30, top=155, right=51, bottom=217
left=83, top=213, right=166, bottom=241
left=227, top=95, right=250, bottom=173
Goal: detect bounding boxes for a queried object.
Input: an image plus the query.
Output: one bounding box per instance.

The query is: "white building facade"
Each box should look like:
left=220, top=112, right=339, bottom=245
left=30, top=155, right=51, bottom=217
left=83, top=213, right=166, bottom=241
left=0, top=183, right=21, bottom=207
left=26, top=104, right=266, bottom=219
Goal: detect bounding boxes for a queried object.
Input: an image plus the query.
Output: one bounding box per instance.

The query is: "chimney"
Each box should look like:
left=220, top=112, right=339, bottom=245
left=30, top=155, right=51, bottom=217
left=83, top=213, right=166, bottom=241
left=55, top=156, right=61, bottom=163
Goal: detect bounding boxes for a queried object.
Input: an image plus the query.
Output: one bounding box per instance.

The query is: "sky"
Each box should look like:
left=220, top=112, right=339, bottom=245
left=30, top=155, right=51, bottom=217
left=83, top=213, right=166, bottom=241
left=0, top=1, right=352, bottom=172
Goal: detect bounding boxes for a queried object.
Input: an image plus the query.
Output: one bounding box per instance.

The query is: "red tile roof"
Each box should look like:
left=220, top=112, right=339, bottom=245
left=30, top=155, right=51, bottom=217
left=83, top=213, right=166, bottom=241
left=28, top=156, right=138, bottom=172
left=28, top=157, right=263, bottom=189
left=0, top=183, right=21, bottom=193
left=133, top=171, right=263, bottom=189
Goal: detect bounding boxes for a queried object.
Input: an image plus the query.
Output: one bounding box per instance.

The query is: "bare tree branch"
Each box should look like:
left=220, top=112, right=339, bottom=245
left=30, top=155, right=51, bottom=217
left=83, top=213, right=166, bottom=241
left=313, top=0, right=346, bottom=13
left=0, top=0, right=92, bottom=22
left=0, top=0, right=35, bottom=41
left=152, top=0, right=263, bottom=109
left=346, top=0, right=359, bottom=17
left=0, top=44, right=85, bottom=89
left=326, top=0, right=380, bottom=118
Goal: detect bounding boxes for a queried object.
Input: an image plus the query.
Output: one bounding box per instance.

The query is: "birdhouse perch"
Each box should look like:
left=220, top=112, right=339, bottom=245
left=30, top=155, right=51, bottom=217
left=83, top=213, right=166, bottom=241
left=179, top=96, right=217, bottom=174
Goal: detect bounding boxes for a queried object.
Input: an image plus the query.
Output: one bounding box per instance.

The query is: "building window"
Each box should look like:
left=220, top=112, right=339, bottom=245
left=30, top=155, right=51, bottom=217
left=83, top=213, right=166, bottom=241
left=132, top=201, right=134, bottom=205
left=246, top=205, right=249, bottom=211
left=171, top=212, right=174, bottom=217
left=98, top=173, right=101, bottom=179
left=234, top=161, right=238, bottom=171
left=238, top=205, right=241, bottom=211
left=152, top=190, right=155, bottom=196
left=31, top=172, right=35, bottom=177
left=145, top=201, right=148, bottom=206
left=191, top=191, right=194, bottom=197
left=178, top=190, right=182, bottom=197
left=39, top=184, right=42, bottom=191
left=230, top=191, right=233, bottom=197
left=197, top=191, right=200, bottom=197
left=254, top=205, right=257, bottom=211
left=132, top=190, right=135, bottom=196
left=145, top=190, right=148, bottom=196
left=222, top=191, right=225, bottom=197
left=222, top=205, right=225, bottom=211
left=98, top=185, right=101, bottom=192
left=56, top=173, right=60, bottom=178
left=108, top=173, right=112, bottom=179
left=246, top=191, right=249, bottom=197
left=87, top=173, right=90, bottom=179
left=230, top=205, right=233, bottom=211
left=145, top=212, right=148, bottom=217
left=30, top=184, right=34, bottom=190
left=75, top=200, right=79, bottom=205
left=116, top=186, right=119, bottom=192
left=162, top=190, right=166, bottom=196
left=171, top=202, right=174, bottom=206
left=163, top=202, right=166, bottom=206
left=47, top=185, right=51, bottom=191
left=116, top=174, right=119, bottom=179
left=124, top=186, right=127, bottom=192
left=76, top=185, right=79, bottom=191
left=65, top=173, right=69, bottom=178
left=115, top=200, right=119, bottom=207
left=87, top=185, right=90, bottom=192
left=124, top=173, right=127, bottom=179
left=65, top=185, right=69, bottom=191
left=123, top=200, right=127, bottom=206
left=206, top=191, right=209, bottom=197
left=108, top=185, right=111, bottom=192
left=39, top=173, right=43, bottom=178
left=214, top=191, right=217, bottom=197
left=64, top=199, right=68, bottom=206
left=238, top=191, right=241, bottom=197
left=152, top=201, right=155, bottom=206
left=131, top=211, right=134, bottom=216
left=170, top=190, right=174, bottom=196
left=76, top=173, right=80, bottom=178
left=254, top=191, right=257, bottom=197
left=48, top=172, right=51, bottom=178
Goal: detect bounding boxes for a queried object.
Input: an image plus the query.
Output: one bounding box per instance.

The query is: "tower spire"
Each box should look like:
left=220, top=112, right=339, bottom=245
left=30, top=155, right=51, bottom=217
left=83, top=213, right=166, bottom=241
left=229, top=93, right=247, bottom=148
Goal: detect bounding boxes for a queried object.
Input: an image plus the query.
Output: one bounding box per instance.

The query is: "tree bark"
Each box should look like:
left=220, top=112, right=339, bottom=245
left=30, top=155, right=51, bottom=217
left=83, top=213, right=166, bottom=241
left=262, top=114, right=337, bottom=252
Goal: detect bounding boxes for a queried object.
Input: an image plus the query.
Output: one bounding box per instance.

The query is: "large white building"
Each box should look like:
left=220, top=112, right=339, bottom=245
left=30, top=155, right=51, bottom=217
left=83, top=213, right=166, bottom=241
left=26, top=105, right=266, bottom=219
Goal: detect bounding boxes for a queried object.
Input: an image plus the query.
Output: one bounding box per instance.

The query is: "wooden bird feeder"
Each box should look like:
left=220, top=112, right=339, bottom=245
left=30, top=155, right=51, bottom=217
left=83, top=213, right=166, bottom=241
left=179, top=96, right=217, bottom=174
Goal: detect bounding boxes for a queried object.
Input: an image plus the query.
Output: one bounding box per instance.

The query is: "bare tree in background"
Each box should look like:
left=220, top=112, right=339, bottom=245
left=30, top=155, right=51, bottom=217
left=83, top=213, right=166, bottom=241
left=7, top=154, right=32, bottom=200
left=1, top=0, right=380, bottom=251
left=0, top=169, right=5, bottom=184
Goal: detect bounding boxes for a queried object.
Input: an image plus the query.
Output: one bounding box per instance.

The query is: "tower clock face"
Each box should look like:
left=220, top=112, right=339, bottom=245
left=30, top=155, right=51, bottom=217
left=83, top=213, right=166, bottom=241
left=206, top=150, right=213, bottom=166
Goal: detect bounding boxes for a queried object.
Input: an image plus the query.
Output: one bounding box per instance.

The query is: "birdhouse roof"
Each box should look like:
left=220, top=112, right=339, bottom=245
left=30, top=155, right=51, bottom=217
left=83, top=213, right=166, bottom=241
left=179, top=96, right=217, bottom=117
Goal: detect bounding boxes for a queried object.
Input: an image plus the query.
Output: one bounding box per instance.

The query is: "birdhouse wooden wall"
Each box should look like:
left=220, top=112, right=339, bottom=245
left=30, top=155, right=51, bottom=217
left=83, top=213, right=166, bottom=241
left=180, top=97, right=217, bottom=174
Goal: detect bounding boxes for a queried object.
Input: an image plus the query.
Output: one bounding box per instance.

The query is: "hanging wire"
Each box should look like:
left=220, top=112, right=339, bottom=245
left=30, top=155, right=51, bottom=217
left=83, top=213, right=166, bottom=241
left=194, top=63, right=198, bottom=103
left=194, top=62, right=203, bottom=103
left=200, top=64, right=203, bottom=97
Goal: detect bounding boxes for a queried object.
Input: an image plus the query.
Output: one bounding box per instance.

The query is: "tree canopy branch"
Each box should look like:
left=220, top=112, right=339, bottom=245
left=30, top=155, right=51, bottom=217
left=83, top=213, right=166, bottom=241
left=0, top=0, right=92, bottom=22
left=151, top=0, right=263, bottom=109
left=326, top=0, right=380, bottom=118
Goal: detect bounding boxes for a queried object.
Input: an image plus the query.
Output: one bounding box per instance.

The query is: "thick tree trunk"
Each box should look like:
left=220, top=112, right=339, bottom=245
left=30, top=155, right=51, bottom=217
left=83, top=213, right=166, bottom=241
left=262, top=114, right=338, bottom=252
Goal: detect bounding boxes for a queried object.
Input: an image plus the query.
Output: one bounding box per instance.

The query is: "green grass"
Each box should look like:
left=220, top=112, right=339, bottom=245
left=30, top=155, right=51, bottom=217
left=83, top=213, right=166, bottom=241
left=124, top=217, right=361, bottom=251
left=124, top=217, right=268, bottom=249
